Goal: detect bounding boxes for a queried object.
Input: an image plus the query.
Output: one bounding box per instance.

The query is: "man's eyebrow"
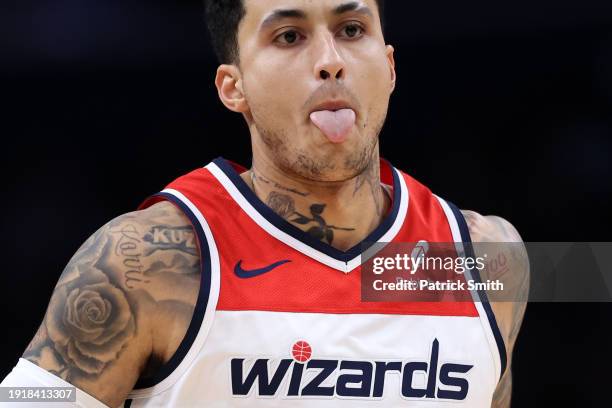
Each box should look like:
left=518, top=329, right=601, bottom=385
left=260, top=9, right=307, bottom=31
left=259, top=2, right=372, bottom=31
left=332, top=2, right=373, bottom=18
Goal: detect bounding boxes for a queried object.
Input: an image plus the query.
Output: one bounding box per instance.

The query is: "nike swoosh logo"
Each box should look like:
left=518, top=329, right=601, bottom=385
left=234, top=259, right=291, bottom=279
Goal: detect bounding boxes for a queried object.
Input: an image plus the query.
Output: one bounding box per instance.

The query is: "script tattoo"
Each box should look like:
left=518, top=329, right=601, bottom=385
left=484, top=252, right=510, bottom=280
left=353, top=159, right=384, bottom=216
left=251, top=170, right=310, bottom=197
left=111, top=223, right=149, bottom=289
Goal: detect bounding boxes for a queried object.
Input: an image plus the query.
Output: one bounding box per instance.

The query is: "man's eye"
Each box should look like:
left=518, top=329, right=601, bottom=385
left=275, top=30, right=302, bottom=45
left=340, top=23, right=364, bottom=39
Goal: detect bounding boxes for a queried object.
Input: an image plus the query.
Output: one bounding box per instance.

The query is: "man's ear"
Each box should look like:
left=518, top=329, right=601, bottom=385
left=215, top=64, right=249, bottom=113
left=386, top=45, right=396, bottom=93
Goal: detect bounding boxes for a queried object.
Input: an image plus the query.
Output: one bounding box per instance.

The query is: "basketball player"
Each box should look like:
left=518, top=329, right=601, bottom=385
left=1, top=0, right=529, bottom=406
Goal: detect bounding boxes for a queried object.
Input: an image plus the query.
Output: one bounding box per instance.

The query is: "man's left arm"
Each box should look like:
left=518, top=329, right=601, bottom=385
left=462, top=210, right=530, bottom=408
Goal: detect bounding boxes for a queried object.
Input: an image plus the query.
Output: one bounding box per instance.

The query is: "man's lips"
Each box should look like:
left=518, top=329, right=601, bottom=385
left=310, top=99, right=354, bottom=114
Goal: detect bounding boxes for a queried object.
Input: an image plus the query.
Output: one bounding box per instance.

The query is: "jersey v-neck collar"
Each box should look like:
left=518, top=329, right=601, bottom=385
left=206, top=157, right=409, bottom=273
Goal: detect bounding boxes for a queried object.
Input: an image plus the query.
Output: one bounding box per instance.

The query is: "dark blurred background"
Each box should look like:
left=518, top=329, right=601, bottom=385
left=1, top=0, right=611, bottom=406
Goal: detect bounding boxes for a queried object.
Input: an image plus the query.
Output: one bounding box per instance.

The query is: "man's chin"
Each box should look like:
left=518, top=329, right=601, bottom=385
left=288, top=149, right=374, bottom=183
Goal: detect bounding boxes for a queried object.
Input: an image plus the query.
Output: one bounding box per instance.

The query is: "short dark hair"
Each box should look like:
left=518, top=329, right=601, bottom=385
left=205, top=0, right=386, bottom=64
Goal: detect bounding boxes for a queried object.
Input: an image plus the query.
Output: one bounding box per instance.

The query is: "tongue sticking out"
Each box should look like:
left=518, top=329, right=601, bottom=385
left=309, top=108, right=356, bottom=143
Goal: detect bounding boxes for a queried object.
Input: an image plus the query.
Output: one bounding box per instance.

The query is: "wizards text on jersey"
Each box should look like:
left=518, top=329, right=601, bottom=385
left=230, top=339, right=473, bottom=400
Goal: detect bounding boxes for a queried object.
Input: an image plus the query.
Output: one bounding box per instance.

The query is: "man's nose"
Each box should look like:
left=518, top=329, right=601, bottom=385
left=313, top=32, right=346, bottom=81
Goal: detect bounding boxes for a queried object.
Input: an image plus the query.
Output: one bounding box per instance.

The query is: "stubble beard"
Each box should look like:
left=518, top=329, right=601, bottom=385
left=253, top=111, right=386, bottom=183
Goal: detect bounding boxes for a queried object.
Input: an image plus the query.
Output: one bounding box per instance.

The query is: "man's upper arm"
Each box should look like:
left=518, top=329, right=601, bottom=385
left=20, top=201, right=201, bottom=407
left=462, top=210, right=530, bottom=408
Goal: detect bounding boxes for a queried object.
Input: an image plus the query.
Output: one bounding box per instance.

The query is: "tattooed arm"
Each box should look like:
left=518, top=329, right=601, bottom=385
left=20, top=201, right=201, bottom=407
left=462, top=210, right=530, bottom=408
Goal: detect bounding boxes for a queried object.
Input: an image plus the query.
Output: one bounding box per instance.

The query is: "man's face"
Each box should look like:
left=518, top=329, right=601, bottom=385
left=233, top=0, right=395, bottom=181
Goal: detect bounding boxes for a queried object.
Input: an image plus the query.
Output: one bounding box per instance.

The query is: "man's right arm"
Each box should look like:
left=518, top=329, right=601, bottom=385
left=5, top=201, right=201, bottom=407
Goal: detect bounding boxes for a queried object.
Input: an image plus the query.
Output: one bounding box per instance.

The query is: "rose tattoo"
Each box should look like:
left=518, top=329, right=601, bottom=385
left=45, top=265, right=135, bottom=376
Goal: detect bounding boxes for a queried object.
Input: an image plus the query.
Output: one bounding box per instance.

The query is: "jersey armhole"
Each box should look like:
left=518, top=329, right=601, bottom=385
left=127, top=189, right=219, bottom=398
left=445, top=200, right=508, bottom=383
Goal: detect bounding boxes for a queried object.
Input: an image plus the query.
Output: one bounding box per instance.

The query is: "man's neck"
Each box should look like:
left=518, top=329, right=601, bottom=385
left=239, top=154, right=391, bottom=251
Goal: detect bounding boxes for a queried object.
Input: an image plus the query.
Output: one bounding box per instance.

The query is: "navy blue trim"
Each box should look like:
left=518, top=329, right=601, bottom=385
left=213, top=157, right=402, bottom=263
left=132, top=192, right=212, bottom=389
left=446, top=201, right=508, bottom=381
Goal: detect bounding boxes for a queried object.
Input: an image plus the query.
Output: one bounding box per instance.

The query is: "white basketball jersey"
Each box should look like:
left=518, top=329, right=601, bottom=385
left=122, top=158, right=506, bottom=407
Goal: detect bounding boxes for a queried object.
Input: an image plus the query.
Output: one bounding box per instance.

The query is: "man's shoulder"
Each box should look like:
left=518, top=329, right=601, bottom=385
left=125, top=200, right=203, bottom=366
left=20, top=200, right=202, bottom=406
left=460, top=210, right=522, bottom=243
left=131, top=200, right=186, bottom=226
left=459, top=209, right=529, bottom=365
left=105, top=200, right=202, bottom=286
left=458, top=208, right=529, bottom=300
